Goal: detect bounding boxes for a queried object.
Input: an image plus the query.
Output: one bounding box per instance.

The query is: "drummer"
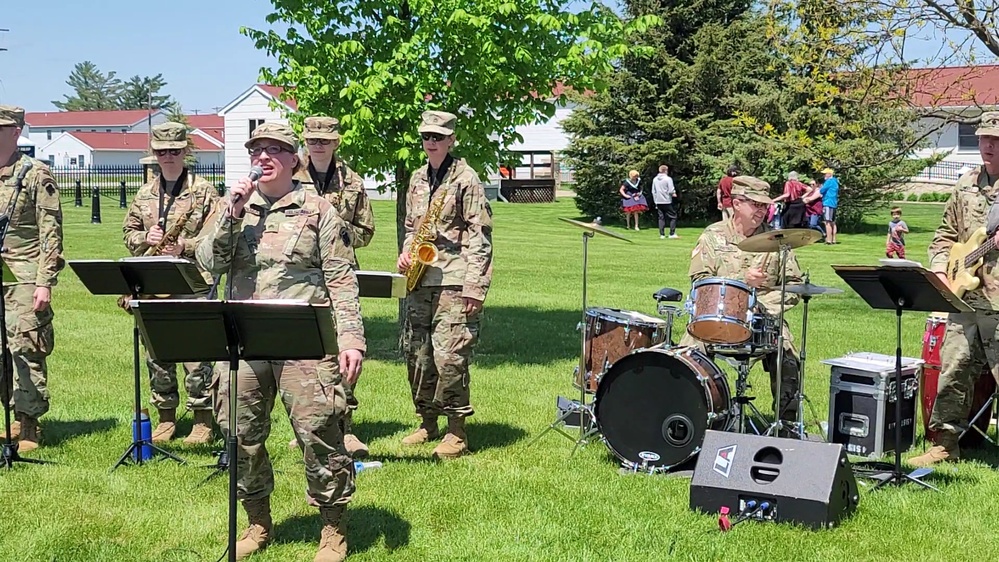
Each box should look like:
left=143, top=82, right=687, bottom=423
left=680, top=176, right=804, bottom=434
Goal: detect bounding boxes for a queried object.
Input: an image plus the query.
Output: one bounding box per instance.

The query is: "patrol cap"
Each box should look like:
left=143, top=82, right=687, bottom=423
left=418, top=110, right=457, bottom=136
left=731, top=176, right=773, bottom=205
left=245, top=122, right=299, bottom=153
left=0, top=105, right=25, bottom=128
left=150, top=122, right=189, bottom=150
left=977, top=111, right=999, bottom=137
left=303, top=116, right=340, bottom=140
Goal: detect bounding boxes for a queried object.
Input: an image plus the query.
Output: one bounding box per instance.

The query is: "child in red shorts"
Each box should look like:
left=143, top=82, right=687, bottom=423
left=886, top=207, right=908, bottom=258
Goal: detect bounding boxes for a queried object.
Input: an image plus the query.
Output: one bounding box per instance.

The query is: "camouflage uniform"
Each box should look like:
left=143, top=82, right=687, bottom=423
left=196, top=129, right=365, bottom=509
left=921, top=115, right=999, bottom=457
left=0, top=107, right=65, bottom=433
left=294, top=116, right=375, bottom=440
left=402, top=111, right=493, bottom=456
left=122, top=124, right=219, bottom=417
left=680, top=177, right=802, bottom=422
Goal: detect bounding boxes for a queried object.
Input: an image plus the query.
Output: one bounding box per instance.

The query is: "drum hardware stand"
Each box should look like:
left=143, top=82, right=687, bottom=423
left=724, top=355, right=767, bottom=435
left=537, top=218, right=631, bottom=452
left=763, top=241, right=796, bottom=438
left=792, top=274, right=833, bottom=441
left=961, top=387, right=998, bottom=446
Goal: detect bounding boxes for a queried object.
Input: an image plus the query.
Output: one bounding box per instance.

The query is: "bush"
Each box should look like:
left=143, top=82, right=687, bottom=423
left=906, top=193, right=918, bottom=201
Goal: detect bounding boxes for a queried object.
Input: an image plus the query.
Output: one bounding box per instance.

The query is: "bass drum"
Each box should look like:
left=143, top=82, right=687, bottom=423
left=595, top=346, right=731, bottom=471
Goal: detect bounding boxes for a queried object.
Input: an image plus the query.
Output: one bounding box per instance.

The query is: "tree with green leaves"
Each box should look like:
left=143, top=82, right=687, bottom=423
left=565, top=0, right=929, bottom=228
left=118, top=74, right=172, bottom=111
left=563, top=0, right=772, bottom=222
left=52, top=61, right=122, bottom=111
left=242, top=0, right=657, bottom=250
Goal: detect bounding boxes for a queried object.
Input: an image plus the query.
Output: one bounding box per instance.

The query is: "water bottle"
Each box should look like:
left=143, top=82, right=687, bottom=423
left=132, top=409, right=153, bottom=462
left=354, top=460, right=383, bottom=474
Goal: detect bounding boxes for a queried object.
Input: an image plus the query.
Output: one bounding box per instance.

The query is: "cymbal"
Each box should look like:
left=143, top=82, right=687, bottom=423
left=784, top=283, right=844, bottom=296
left=738, top=229, right=822, bottom=252
left=559, top=217, right=633, bottom=243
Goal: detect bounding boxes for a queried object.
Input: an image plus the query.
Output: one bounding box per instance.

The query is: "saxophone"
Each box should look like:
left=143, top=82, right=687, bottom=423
left=117, top=214, right=192, bottom=312
left=405, top=186, right=448, bottom=292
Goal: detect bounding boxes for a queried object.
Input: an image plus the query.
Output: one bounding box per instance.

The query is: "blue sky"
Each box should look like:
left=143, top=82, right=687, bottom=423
left=0, top=1, right=978, bottom=114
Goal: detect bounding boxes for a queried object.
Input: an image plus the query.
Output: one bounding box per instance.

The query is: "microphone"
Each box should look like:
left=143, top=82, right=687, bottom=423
left=14, top=158, right=33, bottom=184
left=231, top=166, right=263, bottom=205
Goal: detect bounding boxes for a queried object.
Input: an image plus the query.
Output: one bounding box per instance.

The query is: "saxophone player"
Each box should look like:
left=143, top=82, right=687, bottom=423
left=395, top=110, right=493, bottom=459
left=122, top=122, right=220, bottom=445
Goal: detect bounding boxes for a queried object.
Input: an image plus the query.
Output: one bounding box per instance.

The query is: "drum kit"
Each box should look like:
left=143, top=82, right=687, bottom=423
left=536, top=220, right=845, bottom=475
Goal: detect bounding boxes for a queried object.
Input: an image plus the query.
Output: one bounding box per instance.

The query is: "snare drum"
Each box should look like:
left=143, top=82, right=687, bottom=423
left=576, top=308, right=670, bottom=393
left=709, top=309, right=780, bottom=357
left=686, top=278, right=755, bottom=344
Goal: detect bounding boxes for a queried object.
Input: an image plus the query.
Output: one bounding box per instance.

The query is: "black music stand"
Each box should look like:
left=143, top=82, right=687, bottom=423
left=833, top=265, right=970, bottom=492
left=355, top=271, right=407, bottom=299
left=131, top=298, right=335, bottom=562
left=69, top=257, right=210, bottom=470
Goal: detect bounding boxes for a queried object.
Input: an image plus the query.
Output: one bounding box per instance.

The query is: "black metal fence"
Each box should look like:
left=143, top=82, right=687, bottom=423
left=53, top=164, right=226, bottom=200
left=913, top=160, right=970, bottom=182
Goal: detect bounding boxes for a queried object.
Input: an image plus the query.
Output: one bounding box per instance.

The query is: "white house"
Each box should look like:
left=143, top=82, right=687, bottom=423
left=38, top=131, right=223, bottom=168
left=218, top=84, right=295, bottom=187
left=23, top=109, right=168, bottom=147
left=907, top=65, right=999, bottom=181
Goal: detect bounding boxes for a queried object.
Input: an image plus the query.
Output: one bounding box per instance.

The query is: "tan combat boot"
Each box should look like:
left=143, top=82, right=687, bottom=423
left=401, top=416, right=440, bottom=445
left=235, top=496, right=272, bottom=560
left=184, top=410, right=215, bottom=445
left=152, top=409, right=176, bottom=443
left=314, top=505, right=347, bottom=562
left=17, top=415, right=40, bottom=453
left=909, top=431, right=960, bottom=467
left=342, top=411, right=368, bottom=458
left=432, top=417, right=469, bottom=459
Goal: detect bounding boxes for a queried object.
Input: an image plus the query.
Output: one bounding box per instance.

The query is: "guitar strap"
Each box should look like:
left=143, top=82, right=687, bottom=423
left=984, top=170, right=999, bottom=235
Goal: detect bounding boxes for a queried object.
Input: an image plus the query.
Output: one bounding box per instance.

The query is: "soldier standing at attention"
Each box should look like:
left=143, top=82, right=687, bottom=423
left=680, top=176, right=803, bottom=432
left=122, top=122, right=220, bottom=445
left=0, top=105, right=64, bottom=453
left=395, top=110, right=493, bottom=459
left=911, top=111, right=999, bottom=467
left=293, top=115, right=374, bottom=457
left=197, top=122, right=365, bottom=562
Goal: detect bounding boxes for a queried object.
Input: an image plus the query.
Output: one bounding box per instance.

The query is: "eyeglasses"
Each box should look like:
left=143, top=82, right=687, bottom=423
left=306, top=138, right=333, bottom=146
left=421, top=133, right=447, bottom=143
left=154, top=149, right=183, bottom=156
left=248, top=145, right=292, bottom=156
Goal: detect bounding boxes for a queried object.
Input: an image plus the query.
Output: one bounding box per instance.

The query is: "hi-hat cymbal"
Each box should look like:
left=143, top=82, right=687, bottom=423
left=738, top=228, right=822, bottom=252
left=784, top=283, right=844, bottom=296
left=559, top=217, right=633, bottom=243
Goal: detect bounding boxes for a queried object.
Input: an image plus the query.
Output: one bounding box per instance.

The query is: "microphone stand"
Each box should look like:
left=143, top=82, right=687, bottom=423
left=1, top=157, right=51, bottom=469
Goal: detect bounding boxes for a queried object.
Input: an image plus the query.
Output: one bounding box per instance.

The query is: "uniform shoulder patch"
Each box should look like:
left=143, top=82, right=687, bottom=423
left=340, top=226, right=351, bottom=247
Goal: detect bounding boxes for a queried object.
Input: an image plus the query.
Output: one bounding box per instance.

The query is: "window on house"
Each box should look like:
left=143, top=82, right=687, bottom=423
left=249, top=119, right=265, bottom=135
left=121, top=128, right=127, bottom=133
left=46, top=130, right=52, bottom=141
left=105, top=129, right=111, bottom=132
left=70, top=157, right=77, bottom=166
left=48, top=156, right=55, bottom=167
left=958, top=123, right=980, bottom=151
left=79, top=154, right=85, bottom=168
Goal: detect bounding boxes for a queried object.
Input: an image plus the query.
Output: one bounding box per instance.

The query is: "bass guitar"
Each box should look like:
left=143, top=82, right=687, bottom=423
left=944, top=226, right=997, bottom=298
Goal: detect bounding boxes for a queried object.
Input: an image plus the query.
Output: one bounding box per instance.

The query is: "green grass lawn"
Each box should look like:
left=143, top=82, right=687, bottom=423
left=1, top=198, right=998, bottom=561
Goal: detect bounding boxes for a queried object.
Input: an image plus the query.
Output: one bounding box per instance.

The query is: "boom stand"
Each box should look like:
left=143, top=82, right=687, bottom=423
left=1, top=258, right=50, bottom=469
left=764, top=241, right=794, bottom=437
left=833, top=265, right=969, bottom=491
left=132, top=298, right=336, bottom=562
left=69, top=256, right=210, bottom=470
